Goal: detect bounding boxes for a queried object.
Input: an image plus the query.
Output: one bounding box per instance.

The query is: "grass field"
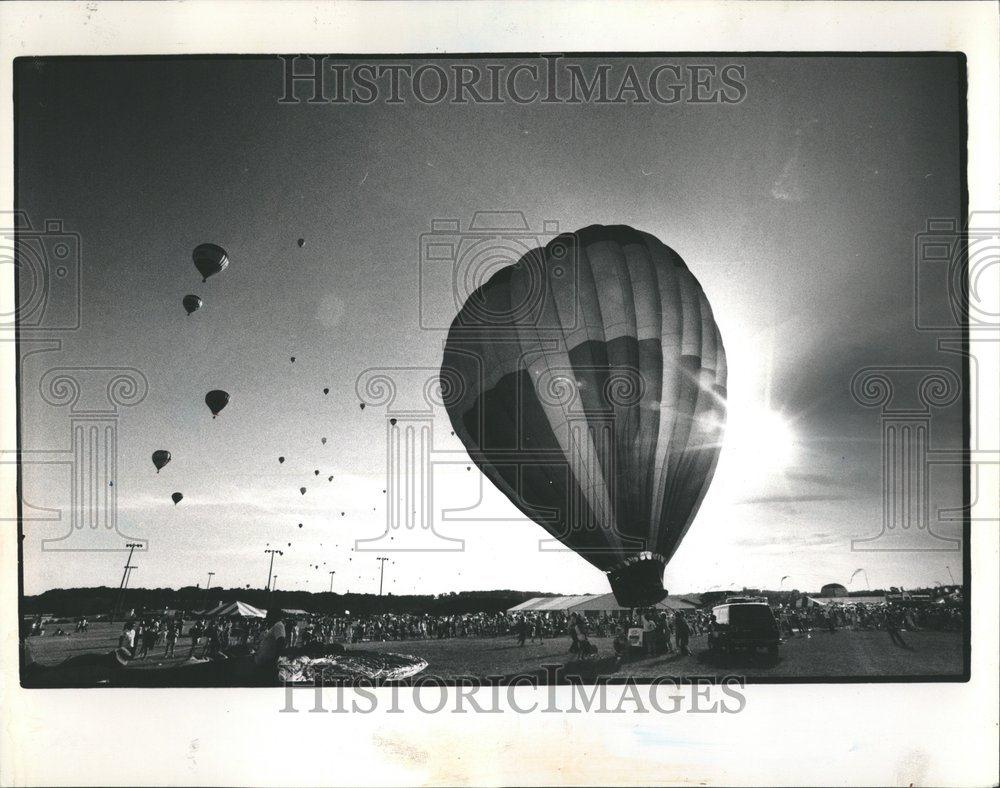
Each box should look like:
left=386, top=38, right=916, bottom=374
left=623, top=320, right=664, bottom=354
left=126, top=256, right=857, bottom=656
left=23, top=622, right=966, bottom=685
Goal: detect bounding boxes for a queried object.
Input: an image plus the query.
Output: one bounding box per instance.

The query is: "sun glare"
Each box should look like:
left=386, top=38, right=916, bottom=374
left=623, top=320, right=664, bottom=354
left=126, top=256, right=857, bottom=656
left=723, top=404, right=798, bottom=487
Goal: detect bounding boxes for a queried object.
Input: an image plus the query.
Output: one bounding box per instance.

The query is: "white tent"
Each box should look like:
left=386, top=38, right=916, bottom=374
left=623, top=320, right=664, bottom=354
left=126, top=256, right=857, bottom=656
left=508, top=594, right=700, bottom=613
left=204, top=600, right=267, bottom=618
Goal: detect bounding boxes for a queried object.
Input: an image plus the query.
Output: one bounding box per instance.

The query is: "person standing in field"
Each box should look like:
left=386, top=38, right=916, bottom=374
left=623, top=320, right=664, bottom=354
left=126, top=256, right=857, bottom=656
left=164, top=620, right=177, bottom=658
left=885, top=607, right=912, bottom=649
left=674, top=612, right=691, bottom=655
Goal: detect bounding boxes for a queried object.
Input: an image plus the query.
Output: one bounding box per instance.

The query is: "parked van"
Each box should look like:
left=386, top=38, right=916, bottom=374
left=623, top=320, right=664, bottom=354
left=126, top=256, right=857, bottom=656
left=708, top=601, right=781, bottom=656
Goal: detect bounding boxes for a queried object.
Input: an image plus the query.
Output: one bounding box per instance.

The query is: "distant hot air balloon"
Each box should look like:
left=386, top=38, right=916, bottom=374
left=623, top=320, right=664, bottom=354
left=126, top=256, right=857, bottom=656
left=359, top=402, right=365, bottom=410
left=300, top=487, right=306, bottom=495
left=328, top=476, right=334, bottom=482
left=290, top=356, right=296, bottom=363
left=182, top=295, right=203, bottom=316
left=152, top=450, right=171, bottom=473
left=442, top=225, right=727, bottom=608
left=278, top=456, right=285, bottom=464
left=389, top=418, right=397, bottom=426
left=171, top=492, right=183, bottom=505
left=192, top=243, right=229, bottom=282
left=297, top=238, right=305, bottom=248
left=321, top=437, right=327, bottom=445
left=298, top=523, right=303, bottom=528
left=314, top=469, right=319, bottom=476
left=323, top=388, right=329, bottom=395
left=205, top=389, right=230, bottom=418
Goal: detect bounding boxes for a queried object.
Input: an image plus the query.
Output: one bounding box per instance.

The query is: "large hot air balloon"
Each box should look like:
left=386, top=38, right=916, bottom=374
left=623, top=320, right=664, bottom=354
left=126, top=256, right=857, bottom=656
left=171, top=492, right=184, bottom=505
left=182, top=295, right=203, bottom=316
left=441, top=225, right=727, bottom=607
left=192, top=243, right=229, bottom=282
left=205, top=389, right=230, bottom=418
left=152, top=450, right=171, bottom=473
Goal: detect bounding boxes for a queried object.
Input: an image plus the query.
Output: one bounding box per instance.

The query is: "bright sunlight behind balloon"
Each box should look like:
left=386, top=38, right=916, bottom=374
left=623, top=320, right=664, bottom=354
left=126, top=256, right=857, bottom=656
left=723, top=404, right=798, bottom=487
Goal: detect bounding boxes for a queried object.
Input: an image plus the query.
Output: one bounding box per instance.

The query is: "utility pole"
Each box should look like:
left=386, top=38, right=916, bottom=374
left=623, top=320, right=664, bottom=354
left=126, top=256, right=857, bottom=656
left=264, top=548, right=283, bottom=593
left=120, top=564, right=137, bottom=619
left=946, top=565, right=955, bottom=585
left=376, top=557, right=389, bottom=596
left=271, top=575, right=278, bottom=592
left=329, top=571, right=335, bottom=593
left=203, top=571, right=215, bottom=611
left=111, top=542, right=142, bottom=622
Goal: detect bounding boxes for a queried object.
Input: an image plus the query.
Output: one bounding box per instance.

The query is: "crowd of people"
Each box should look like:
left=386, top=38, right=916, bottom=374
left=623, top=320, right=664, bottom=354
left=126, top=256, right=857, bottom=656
left=27, top=597, right=965, bottom=668
left=775, top=601, right=964, bottom=637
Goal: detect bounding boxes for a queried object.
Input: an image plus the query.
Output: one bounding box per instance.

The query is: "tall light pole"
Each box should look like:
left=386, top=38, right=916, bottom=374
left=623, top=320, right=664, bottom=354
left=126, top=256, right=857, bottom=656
left=376, top=557, right=389, bottom=596
left=329, top=571, right=335, bottom=593
left=264, top=549, right=283, bottom=593
left=271, top=575, right=278, bottom=592
left=120, top=565, right=137, bottom=618
left=946, top=565, right=955, bottom=585
left=203, top=571, right=215, bottom=611
left=112, top=542, right=142, bottom=622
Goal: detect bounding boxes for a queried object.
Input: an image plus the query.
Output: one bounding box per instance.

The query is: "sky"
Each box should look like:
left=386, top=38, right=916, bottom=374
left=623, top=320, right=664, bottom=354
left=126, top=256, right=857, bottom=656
left=15, top=55, right=966, bottom=597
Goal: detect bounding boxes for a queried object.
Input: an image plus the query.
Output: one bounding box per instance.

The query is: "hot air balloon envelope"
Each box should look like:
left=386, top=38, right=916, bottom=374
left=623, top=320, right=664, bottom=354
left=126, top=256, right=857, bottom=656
left=192, top=243, right=229, bottom=282
left=182, top=295, right=203, bottom=315
left=205, top=389, right=230, bottom=417
left=152, top=450, right=171, bottom=472
left=171, top=492, right=183, bottom=505
left=441, top=225, right=727, bottom=607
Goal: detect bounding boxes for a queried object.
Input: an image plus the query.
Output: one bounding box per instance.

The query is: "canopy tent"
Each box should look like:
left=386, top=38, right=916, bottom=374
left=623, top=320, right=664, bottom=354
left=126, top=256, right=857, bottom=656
left=281, top=608, right=310, bottom=617
left=204, top=600, right=266, bottom=619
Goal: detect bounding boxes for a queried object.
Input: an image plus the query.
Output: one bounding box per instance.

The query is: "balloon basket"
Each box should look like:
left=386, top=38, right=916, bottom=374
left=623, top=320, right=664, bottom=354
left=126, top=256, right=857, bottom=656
left=607, top=556, right=668, bottom=608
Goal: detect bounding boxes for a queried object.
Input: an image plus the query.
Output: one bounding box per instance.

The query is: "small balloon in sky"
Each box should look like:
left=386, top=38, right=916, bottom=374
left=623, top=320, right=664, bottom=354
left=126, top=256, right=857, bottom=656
left=341, top=512, right=345, bottom=516
left=314, top=469, right=319, bottom=476
left=298, top=523, right=303, bottom=528
left=323, top=388, right=329, bottom=395
left=152, top=450, right=171, bottom=473
left=290, top=356, right=296, bottom=363
left=328, top=475, right=333, bottom=482
left=300, top=487, right=306, bottom=495
left=321, top=437, right=327, bottom=445
left=278, top=456, right=285, bottom=464
left=171, top=492, right=183, bottom=505
left=297, top=238, right=305, bottom=248
left=205, top=389, right=230, bottom=418
left=359, top=402, right=365, bottom=410
left=389, top=418, right=397, bottom=426
left=192, top=243, right=229, bottom=282
left=182, top=295, right=203, bottom=316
